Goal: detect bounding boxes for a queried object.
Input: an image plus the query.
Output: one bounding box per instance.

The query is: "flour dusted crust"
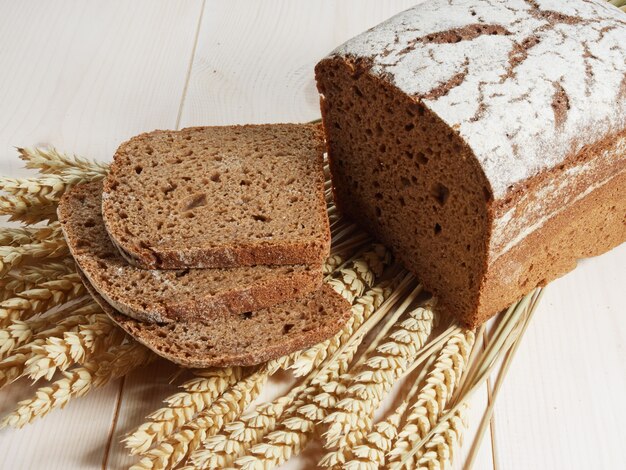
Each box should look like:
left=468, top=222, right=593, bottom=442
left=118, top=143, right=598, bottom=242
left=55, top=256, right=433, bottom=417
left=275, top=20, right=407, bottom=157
left=316, top=0, right=626, bottom=326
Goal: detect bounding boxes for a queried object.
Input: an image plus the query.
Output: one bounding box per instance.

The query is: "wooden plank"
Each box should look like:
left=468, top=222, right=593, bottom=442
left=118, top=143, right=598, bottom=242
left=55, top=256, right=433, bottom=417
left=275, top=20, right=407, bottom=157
left=0, top=1, right=203, bottom=468
left=179, top=0, right=422, bottom=127
left=0, top=0, right=203, bottom=166
left=492, top=243, right=626, bottom=469
left=106, top=359, right=182, bottom=469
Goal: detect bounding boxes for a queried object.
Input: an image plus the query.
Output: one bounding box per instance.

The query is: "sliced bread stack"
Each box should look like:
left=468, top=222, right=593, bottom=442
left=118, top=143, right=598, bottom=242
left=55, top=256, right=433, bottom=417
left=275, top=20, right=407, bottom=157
left=58, top=124, right=351, bottom=368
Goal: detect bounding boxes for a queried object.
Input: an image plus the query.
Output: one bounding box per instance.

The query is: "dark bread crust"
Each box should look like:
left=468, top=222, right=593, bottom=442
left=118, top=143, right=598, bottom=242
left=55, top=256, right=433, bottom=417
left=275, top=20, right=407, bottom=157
left=77, top=268, right=351, bottom=368
left=472, top=167, right=626, bottom=327
left=102, top=124, right=330, bottom=269
left=58, top=181, right=322, bottom=323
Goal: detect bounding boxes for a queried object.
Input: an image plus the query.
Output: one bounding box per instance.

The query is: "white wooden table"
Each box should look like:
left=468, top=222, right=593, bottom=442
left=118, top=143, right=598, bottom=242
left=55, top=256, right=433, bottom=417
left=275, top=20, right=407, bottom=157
left=0, top=1, right=624, bottom=469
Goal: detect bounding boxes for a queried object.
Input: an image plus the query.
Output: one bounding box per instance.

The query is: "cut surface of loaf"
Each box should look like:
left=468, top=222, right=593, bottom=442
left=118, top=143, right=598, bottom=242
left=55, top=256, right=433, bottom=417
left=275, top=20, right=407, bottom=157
left=102, top=123, right=330, bottom=269
left=316, top=0, right=626, bottom=326
left=58, top=181, right=322, bottom=323
left=77, top=268, right=351, bottom=368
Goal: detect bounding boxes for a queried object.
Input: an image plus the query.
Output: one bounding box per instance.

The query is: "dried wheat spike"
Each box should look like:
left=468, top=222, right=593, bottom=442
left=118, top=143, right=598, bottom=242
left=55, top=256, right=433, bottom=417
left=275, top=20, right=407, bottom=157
left=0, top=273, right=86, bottom=326
left=387, top=330, right=475, bottom=469
left=124, top=367, right=244, bottom=455
left=323, top=254, right=344, bottom=275
left=190, top=383, right=308, bottom=469
left=0, top=341, right=154, bottom=428
left=0, top=339, right=45, bottom=389
left=0, top=237, right=69, bottom=278
left=0, top=225, right=63, bottom=247
left=290, top=283, right=390, bottom=378
left=0, top=258, right=74, bottom=299
left=0, top=300, right=100, bottom=359
left=131, top=370, right=267, bottom=470
left=23, top=314, right=123, bottom=381
left=17, top=147, right=109, bottom=180
left=319, top=307, right=436, bottom=467
left=0, top=175, right=86, bottom=201
left=414, top=404, right=468, bottom=470
left=0, top=195, right=59, bottom=224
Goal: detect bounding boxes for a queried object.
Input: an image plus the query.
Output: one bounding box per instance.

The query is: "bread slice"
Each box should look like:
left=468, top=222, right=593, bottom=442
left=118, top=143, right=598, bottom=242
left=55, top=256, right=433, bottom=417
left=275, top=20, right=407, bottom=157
left=77, top=267, right=350, bottom=368
left=101, top=124, right=330, bottom=269
left=58, top=181, right=322, bottom=324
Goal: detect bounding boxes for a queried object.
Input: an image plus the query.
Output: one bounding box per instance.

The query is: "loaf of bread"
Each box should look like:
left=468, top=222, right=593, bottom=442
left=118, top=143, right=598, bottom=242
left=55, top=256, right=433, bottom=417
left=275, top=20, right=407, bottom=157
left=316, top=0, right=626, bottom=326
left=78, top=268, right=350, bottom=368
left=59, top=181, right=322, bottom=323
left=102, top=124, right=330, bottom=269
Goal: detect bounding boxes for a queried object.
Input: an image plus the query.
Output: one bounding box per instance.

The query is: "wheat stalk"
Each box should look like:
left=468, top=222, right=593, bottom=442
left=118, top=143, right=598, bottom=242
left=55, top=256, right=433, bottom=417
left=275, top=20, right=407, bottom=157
left=0, top=299, right=99, bottom=359
left=23, top=314, right=123, bottom=381
left=0, top=225, right=63, bottom=247
left=387, top=330, right=475, bottom=469
left=0, top=258, right=75, bottom=300
left=0, top=341, right=154, bottom=428
left=323, top=254, right=344, bottom=275
left=319, top=303, right=436, bottom=467
left=17, top=147, right=109, bottom=180
left=345, top=353, right=439, bottom=469
left=125, top=367, right=244, bottom=455
left=132, top=369, right=268, bottom=470
left=0, top=272, right=86, bottom=326
left=413, top=404, right=468, bottom=469
left=0, top=237, right=69, bottom=278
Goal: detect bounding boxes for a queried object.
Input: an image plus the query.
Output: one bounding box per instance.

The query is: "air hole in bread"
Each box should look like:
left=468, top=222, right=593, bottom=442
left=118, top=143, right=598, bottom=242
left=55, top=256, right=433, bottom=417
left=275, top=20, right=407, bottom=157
left=84, top=219, right=96, bottom=228
left=416, top=152, right=429, bottom=164
left=241, top=312, right=253, bottom=320
left=210, top=172, right=221, bottom=183
left=434, top=223, right=442, bottom=234
left=252, top=214, right=269, bottom=222
left=431, top=183, right=450, bottom=206
left=134, top=166, right=143, bottom=175
left=283, top=323, right=294, bottom=334
left=183, top=193, right=207, bottom=211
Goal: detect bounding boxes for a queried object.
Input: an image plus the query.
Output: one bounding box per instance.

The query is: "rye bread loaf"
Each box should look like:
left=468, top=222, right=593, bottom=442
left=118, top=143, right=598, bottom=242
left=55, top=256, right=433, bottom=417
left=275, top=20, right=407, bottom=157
left=315, top=0, right=626, bottom=327
left=77, top=268, right=350, bottom=368
left=101, top=124, right=330, bottom=269
left=58, top=181, right=322, bottom=323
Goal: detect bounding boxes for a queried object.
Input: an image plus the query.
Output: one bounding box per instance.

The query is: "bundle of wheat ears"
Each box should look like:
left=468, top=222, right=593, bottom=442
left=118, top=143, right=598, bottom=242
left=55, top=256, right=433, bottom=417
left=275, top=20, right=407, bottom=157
left=0, top=145, right=544, bottom=469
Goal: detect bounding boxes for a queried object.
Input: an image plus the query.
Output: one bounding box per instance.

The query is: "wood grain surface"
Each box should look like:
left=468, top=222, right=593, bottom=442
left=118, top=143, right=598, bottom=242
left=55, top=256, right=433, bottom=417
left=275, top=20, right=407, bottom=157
left=0, top=1, right=624, bottom=469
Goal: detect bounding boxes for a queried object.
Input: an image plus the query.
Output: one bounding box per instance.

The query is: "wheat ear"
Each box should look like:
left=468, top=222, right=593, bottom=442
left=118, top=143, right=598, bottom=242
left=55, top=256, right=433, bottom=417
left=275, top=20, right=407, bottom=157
left=0, top=272, right=86, bottom=326
left=0, top=225, right=64, bottom=247
left=319, top=303, right=436, bottom=467
left=413, top=404, right=468, bottom=469
left=323, top=254, right=344, bottom=275
left=17, top=147, right=109, bottom=180
left=23, top=314, right=124, bottom=381
left=124, top=367, right=244, bottom=455
left=0, top=258, right=75, bottom=300
left=0, top=341, right=154, bottom=428
left=131, top=369, right=268, bottom=470
left=289, top=245, right=392, bottom=377
left=0, top=237, right=69, bottom=278
left=345, top=354, right=439, bottom=469
left=387, top=330, right=475, bottom=469
left=0, top=299, right=99, bottom=359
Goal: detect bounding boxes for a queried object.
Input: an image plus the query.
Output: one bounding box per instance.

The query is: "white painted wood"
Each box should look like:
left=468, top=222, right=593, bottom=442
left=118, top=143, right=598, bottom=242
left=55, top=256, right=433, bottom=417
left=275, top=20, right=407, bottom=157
left=492, top=242, right=626, bottom=470
left=0, top=1, right=624, bottom=469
